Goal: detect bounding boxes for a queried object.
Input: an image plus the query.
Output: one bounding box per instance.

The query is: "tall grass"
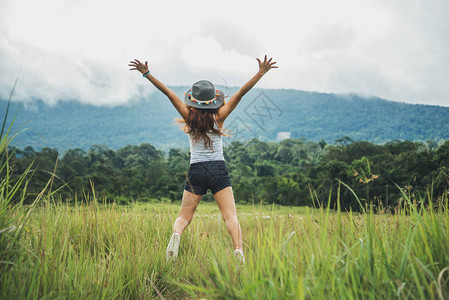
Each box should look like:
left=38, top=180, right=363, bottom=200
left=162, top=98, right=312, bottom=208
left=1, top=78, right=35, bottom=268
left=1, top=80, right=59, bottom=295
left=0, top=191, right=447, bottom=299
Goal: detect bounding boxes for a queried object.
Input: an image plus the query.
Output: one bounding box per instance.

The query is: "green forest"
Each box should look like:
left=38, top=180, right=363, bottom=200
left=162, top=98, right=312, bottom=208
left=3, top=86, right=449, bottom=153
left=7, top=137, right=449, bottom=211
left=3, top=87, right=449, bottom=211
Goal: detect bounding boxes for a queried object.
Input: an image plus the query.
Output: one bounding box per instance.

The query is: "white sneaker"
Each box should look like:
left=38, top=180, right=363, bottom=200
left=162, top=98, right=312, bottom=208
left=166, top=232, right=181, bottom=262
left=234, top=249, right=245, bottom=264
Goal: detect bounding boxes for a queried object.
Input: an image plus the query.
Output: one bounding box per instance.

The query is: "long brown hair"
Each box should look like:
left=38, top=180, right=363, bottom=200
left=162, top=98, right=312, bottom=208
left=177, top=104, right=230, bottom=150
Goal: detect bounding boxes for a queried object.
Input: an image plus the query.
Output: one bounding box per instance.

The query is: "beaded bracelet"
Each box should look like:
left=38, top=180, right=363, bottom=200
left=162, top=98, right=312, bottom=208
left=142, top=71, right=150, bottom=77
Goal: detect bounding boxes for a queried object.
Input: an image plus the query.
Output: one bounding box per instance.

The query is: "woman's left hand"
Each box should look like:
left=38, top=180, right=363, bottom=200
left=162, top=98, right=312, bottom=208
left=256, top=55, right=278, bottom=76
left=129, top=59, right=149, bottom=75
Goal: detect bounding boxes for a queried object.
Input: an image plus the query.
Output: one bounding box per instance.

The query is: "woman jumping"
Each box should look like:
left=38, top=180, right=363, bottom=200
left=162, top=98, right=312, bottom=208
left=129, top=55, right=277, bottom=263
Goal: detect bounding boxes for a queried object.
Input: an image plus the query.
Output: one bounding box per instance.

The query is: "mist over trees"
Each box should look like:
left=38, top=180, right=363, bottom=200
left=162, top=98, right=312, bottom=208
left=6, top=138, right=449, bottom=211
left=3, top=87, right=449, bottom=153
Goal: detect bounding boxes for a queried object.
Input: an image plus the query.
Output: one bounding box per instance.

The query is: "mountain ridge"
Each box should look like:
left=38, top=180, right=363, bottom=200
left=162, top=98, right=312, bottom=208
left=3, top=87, right=449, bottom=154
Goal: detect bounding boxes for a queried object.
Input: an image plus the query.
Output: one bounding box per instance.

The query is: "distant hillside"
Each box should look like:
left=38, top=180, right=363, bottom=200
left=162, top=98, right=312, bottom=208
left=2, top=87, right=449, bottom=154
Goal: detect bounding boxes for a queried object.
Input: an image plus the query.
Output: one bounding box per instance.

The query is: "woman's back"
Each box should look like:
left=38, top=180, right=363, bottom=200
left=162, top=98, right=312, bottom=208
left=189, top=122, right=224, bottom=164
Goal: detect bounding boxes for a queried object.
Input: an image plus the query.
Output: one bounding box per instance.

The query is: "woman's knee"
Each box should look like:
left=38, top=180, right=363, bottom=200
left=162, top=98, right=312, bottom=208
left=177, top=214, right=193, bottom=225
left=223, top=214, right=239, bottom=226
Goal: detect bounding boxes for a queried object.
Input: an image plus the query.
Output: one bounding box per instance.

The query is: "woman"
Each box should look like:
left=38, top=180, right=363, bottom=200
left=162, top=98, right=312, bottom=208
left=129, top=55, right=277, bottom=263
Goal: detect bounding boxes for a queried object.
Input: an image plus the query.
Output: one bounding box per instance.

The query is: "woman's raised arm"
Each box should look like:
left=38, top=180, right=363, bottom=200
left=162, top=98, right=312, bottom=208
left=217, top=55, right=278, bottom=123
left=129, top=59, right=188, bottom=120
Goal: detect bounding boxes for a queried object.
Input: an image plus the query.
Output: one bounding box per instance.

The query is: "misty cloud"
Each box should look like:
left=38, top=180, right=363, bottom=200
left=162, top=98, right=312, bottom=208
left=0, top=41, right=144, bottom=106
left=303, top=24, right=355, bottom=52
left=0, top=0, right=448, bottom=107
left=200, top=20, right=262, bottom=57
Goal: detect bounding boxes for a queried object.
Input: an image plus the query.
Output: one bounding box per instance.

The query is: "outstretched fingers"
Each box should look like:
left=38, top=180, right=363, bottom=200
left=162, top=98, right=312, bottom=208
left=256, top=54, right=278, bottom=73
left=128, top=61, right=137, bottom=70
left=128, top=59, right=149, bottom=73
left=128, top=59, right=139, bottom=67
left=128, top=59, right=142, bottom=65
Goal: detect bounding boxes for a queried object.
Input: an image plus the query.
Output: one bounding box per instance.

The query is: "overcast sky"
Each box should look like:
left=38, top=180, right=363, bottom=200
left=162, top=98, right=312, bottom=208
left=1, top=0, right=448, bottom=107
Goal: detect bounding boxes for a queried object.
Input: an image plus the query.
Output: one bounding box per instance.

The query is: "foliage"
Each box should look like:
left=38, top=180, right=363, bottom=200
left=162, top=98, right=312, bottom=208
left=5, top=137, right=449, bottom=211
left=3, top=87, right=449, bottom=153
left=1, top=79, right=58, bottom=280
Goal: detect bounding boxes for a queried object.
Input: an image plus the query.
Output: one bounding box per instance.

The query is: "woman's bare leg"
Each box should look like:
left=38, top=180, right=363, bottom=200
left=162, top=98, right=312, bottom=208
left=213, top=186, right=243, bottom=251
left=173, top=189, right=202, bottom=234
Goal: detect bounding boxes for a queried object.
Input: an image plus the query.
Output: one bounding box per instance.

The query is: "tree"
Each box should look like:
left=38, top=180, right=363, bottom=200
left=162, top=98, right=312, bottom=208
left=254, top=160, right=275, bottom=177
left=335, top=136, right=354, bottom=146
left=348, top=156, right=379, bottom=203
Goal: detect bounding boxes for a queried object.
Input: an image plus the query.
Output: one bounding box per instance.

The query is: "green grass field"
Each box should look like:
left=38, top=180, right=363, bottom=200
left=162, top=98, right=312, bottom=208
left=1, top=90, right=448, bottom=299
left=1, top=195, right=448, bottom=299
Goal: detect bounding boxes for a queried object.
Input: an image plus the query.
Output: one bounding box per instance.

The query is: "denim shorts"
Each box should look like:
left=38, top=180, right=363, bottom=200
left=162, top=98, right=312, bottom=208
left=184, top=160, right=232, bottom=195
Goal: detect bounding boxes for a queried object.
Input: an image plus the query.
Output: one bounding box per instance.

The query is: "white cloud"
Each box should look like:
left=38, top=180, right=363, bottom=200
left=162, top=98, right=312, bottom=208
left=0, top=0, right=448, bottom=107
left=199, top=20, right=262, bottom=56
left=180, top=36, right=255, bottom=78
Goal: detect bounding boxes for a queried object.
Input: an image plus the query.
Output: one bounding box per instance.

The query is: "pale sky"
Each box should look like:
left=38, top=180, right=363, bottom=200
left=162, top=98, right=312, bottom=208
left=1, top=0, right=448, bottom=107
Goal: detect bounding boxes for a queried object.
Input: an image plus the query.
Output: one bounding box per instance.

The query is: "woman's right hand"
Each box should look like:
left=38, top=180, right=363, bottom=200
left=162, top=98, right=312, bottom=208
left=256, top=55, right=278, bottom=75
left=128, top=59, right=149, bottom=75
